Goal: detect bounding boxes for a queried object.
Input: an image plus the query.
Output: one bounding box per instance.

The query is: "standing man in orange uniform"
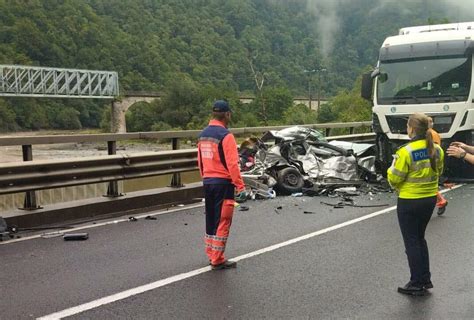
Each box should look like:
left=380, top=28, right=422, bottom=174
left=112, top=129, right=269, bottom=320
left=198, top=100, right=246, bottom=270
left=428, top=117, right=448, bottom=215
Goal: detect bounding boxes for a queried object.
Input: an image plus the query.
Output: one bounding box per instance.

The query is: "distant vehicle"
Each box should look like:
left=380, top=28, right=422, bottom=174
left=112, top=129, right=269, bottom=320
left=361, top=22, right=474, bottom=181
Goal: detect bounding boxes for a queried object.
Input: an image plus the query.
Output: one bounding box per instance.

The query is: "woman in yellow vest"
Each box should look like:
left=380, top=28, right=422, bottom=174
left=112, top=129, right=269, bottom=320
left=387, top=113, right=444, bottom=296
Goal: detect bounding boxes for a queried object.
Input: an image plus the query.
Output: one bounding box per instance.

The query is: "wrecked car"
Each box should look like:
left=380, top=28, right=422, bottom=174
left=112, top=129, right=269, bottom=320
left=239, top=126, right=377, bottom=196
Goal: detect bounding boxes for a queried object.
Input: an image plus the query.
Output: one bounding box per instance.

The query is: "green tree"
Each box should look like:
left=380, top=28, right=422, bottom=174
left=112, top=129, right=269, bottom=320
left=54, top=107, right=82, bottom=129
left=126, top=102, right=158, bottom=132
left=0, top=0, right=467, bottom=132
left=319, top=76, right=372, bottom=124
left=283, top=104, right=318, bottom=125
left=0, top=103, right=18, bottom=132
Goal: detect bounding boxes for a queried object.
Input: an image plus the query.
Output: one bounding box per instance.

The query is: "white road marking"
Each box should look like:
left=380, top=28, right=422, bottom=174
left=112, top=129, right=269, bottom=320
left=36, top=184, right=463, bottom=319
left=1, top=203, right=204, bottom=245
left=36, top=208, right=397, bottom=320
left=38, top=185, right=461, bottom=320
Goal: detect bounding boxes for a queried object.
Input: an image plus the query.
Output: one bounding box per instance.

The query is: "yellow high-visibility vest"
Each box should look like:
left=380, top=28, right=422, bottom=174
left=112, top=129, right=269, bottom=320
left=387, top=139, right=444, bottom=199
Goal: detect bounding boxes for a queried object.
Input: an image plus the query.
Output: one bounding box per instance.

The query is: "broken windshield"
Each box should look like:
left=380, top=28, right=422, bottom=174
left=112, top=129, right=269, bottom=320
left=377, top=55, right=472, bottom=104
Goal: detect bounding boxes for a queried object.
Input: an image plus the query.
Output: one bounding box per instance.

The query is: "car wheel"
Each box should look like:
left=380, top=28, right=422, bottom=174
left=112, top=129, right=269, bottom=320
left=276, top=167, right=304, bottom=195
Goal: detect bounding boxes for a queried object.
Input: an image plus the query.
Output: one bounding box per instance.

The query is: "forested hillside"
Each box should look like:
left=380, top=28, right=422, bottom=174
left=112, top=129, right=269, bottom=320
left=0, top=0, right=471, bottom=132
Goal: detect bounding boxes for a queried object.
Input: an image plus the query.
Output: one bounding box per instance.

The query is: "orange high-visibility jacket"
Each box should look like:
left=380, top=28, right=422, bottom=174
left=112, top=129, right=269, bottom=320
left=198, top=119, right=245, bottom=191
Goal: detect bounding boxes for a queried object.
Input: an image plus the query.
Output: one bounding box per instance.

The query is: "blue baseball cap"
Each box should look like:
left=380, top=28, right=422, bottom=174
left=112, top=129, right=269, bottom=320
left=212, top=100, right=232, bottom=112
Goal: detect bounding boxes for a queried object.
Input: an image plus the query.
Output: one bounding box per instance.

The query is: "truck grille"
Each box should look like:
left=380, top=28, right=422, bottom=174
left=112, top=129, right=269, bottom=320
left=386, top=115, right=408, bottom=134
left=386, top=114, right=455, bottom=134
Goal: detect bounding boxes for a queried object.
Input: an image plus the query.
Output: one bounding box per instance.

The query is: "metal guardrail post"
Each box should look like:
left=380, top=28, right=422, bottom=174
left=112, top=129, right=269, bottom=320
left=105, top=141, right=123, bottom=197
left=169, top=138, right=184, bottom=188
left=349, top=127, right=355, bottom=135
left=20, top=145, right=42, bottom=210
left=325, top=128, right=331, bottom=137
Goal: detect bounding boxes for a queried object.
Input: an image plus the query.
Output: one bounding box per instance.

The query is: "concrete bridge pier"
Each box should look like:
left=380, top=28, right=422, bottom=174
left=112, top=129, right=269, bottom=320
left=111, top=96, right=159, bottom=133
left=111, top=100, right=126, bottom=133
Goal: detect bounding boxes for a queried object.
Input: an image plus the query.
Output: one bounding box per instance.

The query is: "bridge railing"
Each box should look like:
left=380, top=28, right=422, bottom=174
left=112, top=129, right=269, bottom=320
left=0, top=121, right=373, bottom=210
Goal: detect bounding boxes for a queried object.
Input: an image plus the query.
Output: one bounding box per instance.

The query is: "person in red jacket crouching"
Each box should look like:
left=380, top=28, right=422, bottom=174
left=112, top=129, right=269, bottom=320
left=198, top=100, right=247, bottom=270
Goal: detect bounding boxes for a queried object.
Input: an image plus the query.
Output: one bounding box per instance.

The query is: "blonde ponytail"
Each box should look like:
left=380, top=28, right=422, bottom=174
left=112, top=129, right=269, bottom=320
left=408, top=113, right=437, bottom=171
left=426, top=129, right=437, bottom=171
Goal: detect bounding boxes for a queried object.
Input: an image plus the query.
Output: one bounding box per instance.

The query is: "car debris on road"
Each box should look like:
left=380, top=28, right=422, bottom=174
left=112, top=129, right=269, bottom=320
left=239, top=126, right=385, bottom=200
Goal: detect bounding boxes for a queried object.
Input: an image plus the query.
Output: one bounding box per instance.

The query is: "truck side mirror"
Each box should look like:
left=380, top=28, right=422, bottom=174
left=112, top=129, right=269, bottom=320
left=361, top=72, right=373, bottom=101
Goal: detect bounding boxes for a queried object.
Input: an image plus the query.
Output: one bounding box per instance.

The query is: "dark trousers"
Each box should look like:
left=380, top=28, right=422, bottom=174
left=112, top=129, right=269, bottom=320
left=397, top=196, right=436, bottom=284
left=203, top=184, right=235, bottom=265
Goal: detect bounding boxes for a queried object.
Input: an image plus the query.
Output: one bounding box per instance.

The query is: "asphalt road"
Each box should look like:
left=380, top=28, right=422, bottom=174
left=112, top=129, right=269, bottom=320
left=1, top=185, right=473, bottom=319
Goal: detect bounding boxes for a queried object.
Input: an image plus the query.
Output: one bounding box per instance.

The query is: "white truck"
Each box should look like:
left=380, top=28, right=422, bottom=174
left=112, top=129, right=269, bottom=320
left=361, top=22, right=474, bottom=181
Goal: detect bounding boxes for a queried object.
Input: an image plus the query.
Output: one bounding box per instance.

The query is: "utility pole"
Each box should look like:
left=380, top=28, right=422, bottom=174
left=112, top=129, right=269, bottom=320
left=304, top=68, right=326, bottom=113
left=303, top=69, right=316, bottom=110
left=316, top=68, right=327, bottom=116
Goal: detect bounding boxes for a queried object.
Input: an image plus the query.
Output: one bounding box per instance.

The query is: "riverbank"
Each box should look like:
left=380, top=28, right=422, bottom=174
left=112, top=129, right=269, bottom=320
left=0, top=129, right=194, bottom=163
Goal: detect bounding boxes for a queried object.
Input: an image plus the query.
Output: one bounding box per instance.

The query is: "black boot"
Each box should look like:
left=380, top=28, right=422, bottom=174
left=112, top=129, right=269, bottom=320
left=397, top=281, right=426, bottom=296
left=422, top=281, right=433, bottom=289
left=211, top=260, right=237, bottom=270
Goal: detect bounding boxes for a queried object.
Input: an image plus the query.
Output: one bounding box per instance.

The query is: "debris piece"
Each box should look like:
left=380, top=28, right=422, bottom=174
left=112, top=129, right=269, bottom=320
left=0, top=217, right=7, bottom=233
left=239, top=206, right=250, bottom=212
left=291, top=193, right=303, bottom=197
left=41, top=231, right=64, bottom=239
left=63, top=233, right=89, bottom=241
left=184, top=223, right=188, bottom=226
left=0, top=232, right=10, bottom=241
left=301, top=188, right=320, bottom=197
left=276, top=206, right=283, bottom=210
left=320, top=201, right=389, bottom=208
left=243, top=176, right=276, bottom=200
left=145, top=216, right=157, bottom=220
left=303, top=211, right=316, bottom=214
left=177, top=204, right=185, bottom=207
left=128, top=217, right=138, bottom=222
left=334, top=187, right=357, bottom=193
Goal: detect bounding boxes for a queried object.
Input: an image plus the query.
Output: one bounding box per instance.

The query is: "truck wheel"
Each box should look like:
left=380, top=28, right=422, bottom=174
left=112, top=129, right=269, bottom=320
left=276, top=167, right=304, bottom=195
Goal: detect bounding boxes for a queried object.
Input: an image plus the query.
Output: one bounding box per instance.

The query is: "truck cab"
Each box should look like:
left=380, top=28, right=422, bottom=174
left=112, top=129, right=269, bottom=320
left=362, top=22, right=474, bottom=181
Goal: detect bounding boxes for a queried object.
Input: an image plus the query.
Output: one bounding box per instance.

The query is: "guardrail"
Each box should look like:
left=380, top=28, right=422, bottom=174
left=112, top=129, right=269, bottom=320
left=0, top=149, right=198, bottom=195
left=0, top=121, right=373, bottom=210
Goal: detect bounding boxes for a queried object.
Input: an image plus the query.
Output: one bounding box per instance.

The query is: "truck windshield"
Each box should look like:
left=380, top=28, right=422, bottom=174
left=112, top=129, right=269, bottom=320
left=377, top=55, right=472, bottom=104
